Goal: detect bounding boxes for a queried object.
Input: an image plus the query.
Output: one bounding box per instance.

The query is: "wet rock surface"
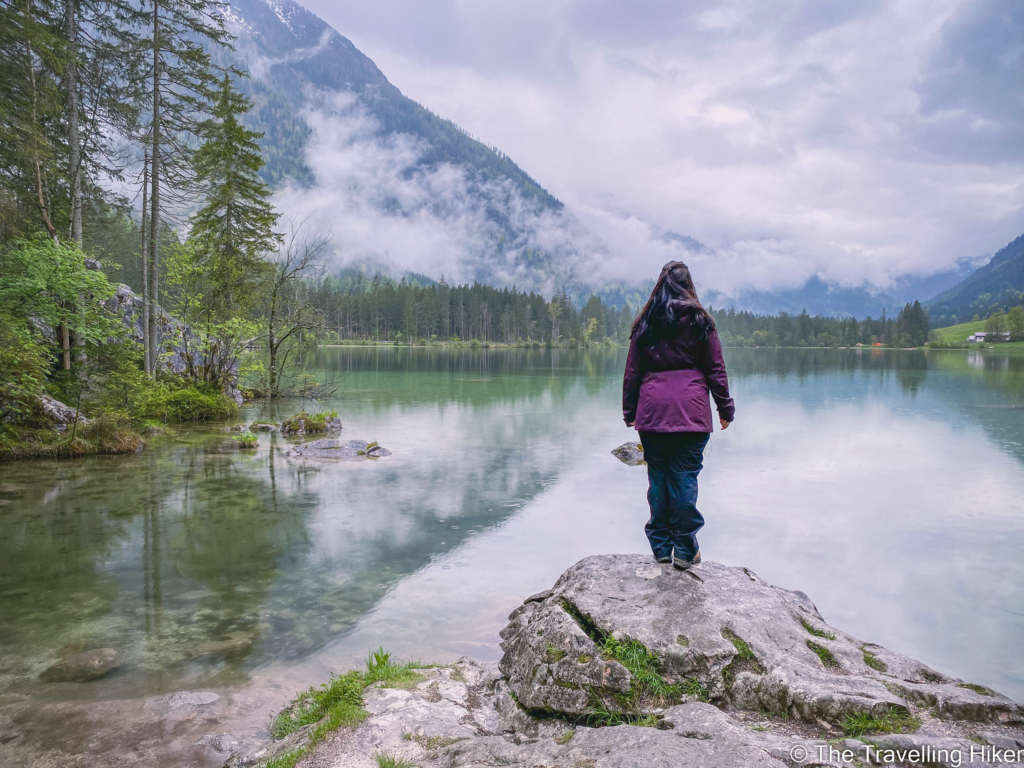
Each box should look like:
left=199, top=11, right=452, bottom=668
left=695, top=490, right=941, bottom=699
left=254, top=556, right=1023, bottom=768
left=286, top=439, right=391, bottom=460
left=611, top=441, right=645, bottom=465
left=39, top=648, right=119, bottom=682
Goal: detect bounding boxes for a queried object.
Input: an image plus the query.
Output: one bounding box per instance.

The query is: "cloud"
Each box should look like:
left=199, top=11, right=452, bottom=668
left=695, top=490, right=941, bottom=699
left=272, top=92, right=613, bottom=292
left=293, top=0, right=1024, bottom=295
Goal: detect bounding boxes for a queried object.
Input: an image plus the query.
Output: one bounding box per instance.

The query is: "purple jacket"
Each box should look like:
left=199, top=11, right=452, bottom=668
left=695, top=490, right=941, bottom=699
left=622, top=321, right=735, bottom=433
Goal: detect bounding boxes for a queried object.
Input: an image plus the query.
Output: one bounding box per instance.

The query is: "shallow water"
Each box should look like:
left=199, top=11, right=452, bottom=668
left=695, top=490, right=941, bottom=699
left=1, top=347, right=1023, bottom=760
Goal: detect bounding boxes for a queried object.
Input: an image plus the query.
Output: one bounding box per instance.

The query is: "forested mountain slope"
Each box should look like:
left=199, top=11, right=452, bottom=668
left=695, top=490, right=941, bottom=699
left=224, top=0, right=560, bottom=208
left=927, top=233, right=1024, bottom=327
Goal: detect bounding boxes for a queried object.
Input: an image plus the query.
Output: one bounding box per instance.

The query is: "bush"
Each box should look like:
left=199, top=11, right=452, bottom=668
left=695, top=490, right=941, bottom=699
left=134, top=383, right=237, bottom=423
left=0, top=321, right=49, bottom=425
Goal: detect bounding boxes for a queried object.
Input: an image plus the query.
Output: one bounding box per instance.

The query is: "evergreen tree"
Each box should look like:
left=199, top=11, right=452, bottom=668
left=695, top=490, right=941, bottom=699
left=140, top=0, right=231, bottom=371
left=190, top=75, right=279, bottom=318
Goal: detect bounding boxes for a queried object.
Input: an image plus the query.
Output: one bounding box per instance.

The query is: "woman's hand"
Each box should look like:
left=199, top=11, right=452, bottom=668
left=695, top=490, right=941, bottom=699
left=719, top=417, right=731, bottom=430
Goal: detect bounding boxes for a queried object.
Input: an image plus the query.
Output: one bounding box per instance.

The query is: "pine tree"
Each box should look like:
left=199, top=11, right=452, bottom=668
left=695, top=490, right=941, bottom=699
left=189, top=75, right=279, bottom=318
left=140, top=0, right=231, bottom=371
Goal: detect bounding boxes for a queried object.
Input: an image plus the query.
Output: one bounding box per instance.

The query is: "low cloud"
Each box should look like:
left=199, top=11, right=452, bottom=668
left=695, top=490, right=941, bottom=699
left=272, top=92, right=614, bottom=292
left=294, top=0, right=1024, bottom=296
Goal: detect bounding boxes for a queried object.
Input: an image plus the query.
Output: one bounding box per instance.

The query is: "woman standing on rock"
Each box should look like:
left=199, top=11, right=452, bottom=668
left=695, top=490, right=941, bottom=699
left=622, top=261, right=734, bottom=570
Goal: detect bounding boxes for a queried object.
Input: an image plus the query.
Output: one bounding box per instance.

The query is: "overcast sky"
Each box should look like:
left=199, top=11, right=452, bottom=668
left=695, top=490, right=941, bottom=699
left=295, top=0, right=1024, bottom=291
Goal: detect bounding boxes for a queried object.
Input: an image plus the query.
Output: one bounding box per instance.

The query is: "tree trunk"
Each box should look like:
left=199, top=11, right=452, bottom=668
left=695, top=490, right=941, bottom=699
left=141, top=147, right=150, bottom=374
left=147, top=1, right=160, bottom=374
left=64, top=0, right=82, bottom=244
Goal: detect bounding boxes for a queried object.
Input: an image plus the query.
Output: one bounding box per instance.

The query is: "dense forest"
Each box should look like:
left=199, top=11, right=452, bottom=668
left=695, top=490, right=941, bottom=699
left=306, top=275, right=934, bottom=350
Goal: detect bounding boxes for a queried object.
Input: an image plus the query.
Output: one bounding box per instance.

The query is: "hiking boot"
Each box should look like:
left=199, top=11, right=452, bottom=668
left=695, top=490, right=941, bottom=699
left=692, top=551, right=701, bottom=566
left=655, top=554, right=672, bottom=564
left=672, top=549, right=692, bottom=570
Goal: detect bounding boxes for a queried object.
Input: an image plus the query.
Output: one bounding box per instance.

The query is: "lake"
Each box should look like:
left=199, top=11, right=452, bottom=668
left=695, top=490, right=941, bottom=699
left=1, top=347, right=1022, bottom=765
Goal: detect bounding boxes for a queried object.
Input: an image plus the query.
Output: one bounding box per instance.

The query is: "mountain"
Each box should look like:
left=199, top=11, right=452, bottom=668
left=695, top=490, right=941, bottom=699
left=224, top=0, right=558, bottom=208
left=217, top=0, right=999, bottom=316
left=701, top=260, right=984, bottom=320
left=926, top=234, right=1024, bottom=327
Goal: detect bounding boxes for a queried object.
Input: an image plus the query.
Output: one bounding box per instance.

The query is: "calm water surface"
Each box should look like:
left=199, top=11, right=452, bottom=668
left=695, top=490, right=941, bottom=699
left=1, top=347, right=1022, bottom=743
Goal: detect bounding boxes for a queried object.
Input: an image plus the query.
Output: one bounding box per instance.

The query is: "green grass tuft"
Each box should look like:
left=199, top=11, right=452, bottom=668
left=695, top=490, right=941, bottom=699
left=555, top=730, right=574, bottom=744
left=601, top=635, right=682, bottom=708
left=544, top=643, right=567, bottom=663
left=860, top=646, right=888, bottom=672
left=807, top=641, right=840, bottom=669
left=374, top=752, right=416, bottom=768
left=265, top=648, right=427, bottom=767
left=843, top=707, right=921, bottom=737
left=958, top=683, right=994, bottom=696
left=722, top=629, right=756, bottom=661
left=798, top=616, right=836, bottom=640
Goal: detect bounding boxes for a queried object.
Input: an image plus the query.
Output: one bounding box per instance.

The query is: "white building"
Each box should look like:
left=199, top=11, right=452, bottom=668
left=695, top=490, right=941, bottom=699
left=968, top=331, right=1011, bottom=343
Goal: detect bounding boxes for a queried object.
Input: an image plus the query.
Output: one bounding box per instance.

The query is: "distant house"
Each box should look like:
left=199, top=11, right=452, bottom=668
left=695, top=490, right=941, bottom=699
left=969, top=332, right=1011, bottom=343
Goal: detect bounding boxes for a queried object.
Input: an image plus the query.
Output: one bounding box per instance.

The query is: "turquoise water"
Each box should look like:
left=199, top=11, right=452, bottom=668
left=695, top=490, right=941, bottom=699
left=1, top=347, right=1022, bottom=711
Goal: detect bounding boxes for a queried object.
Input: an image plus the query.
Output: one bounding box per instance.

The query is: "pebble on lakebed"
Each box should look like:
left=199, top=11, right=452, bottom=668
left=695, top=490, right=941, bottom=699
left=39, top=648, right=120, bottom=682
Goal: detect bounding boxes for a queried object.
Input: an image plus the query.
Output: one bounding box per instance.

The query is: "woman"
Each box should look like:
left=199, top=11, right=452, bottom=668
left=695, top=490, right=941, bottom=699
left=622, top=261, right=734, bottom=570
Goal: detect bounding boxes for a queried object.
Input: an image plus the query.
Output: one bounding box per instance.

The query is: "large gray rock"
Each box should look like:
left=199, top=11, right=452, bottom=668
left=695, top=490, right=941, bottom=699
left=37, top=394, right=90, bottom=433
left=611, top=441, right=645, bottom=465
left=498, top=555, right=1024, bottom=726
left=39, top=648, right=119, bottom=682
left=286, top=439, right=391, bottom=460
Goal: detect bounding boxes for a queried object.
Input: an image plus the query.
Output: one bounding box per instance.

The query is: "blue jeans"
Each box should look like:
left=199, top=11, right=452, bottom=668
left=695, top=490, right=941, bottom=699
left=639, top=431, right=710, bottom=561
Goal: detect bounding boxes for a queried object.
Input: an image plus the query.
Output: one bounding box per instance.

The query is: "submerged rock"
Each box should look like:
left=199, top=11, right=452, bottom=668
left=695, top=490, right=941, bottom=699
left=286, top=439, right=391, bottom=460
left=248, top=422, right=277, bottom=432
left=39, top=648, right=119, bottom=682
left=611, top=441, right=645, bottom=465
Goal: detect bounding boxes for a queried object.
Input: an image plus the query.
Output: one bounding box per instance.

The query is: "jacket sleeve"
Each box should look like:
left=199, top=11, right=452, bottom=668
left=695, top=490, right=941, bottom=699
left=704, top=328, right=735, bottom=422
left=622, top=336, right=643, bottom=425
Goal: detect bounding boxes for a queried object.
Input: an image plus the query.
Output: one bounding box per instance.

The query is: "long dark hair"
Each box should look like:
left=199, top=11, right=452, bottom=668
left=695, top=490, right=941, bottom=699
left=630, top=261, right=715, bottom=341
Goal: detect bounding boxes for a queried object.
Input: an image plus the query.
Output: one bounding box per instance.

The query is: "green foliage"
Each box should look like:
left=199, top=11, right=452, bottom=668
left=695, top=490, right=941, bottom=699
left=842, top=707, right=920, bottom=737
left=928, top=233, right=1024, bottom=328
left=0, top=236, right=121, bottom=343
left=233, top=432, right=258, bottom=448
left=190, top=75, right=280, bottom=317
left=131, top=382, right=237, bottom=423
left=0, top=321, right=48, bottom=424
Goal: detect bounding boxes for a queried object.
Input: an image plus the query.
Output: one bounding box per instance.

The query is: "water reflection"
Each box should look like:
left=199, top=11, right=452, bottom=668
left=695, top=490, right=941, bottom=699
left=0, top=347, right=1021, bottom=708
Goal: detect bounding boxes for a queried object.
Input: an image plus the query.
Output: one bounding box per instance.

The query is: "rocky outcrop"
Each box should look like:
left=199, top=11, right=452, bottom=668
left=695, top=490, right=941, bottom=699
left=611, top=441, right=645, bottom=465
left=206, top=557, right=1024, bottom=768
left=103, top=284, right=244, bottom=405
left=286, top=439, right=390, bottom=460
left=280, top=412, right=342, bottom=435
left=499, top=556, right=1022, bottom=726
left=36, top=394, right=90, bottom=433
left=39, top=648, right=119, bottom=682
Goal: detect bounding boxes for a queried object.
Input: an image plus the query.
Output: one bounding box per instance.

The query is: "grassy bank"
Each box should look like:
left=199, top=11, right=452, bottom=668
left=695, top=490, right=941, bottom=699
left=262, top=649, right=428, bottom=768
left=0, top=415, right=144, bottom=461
